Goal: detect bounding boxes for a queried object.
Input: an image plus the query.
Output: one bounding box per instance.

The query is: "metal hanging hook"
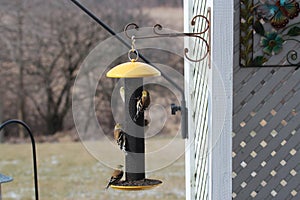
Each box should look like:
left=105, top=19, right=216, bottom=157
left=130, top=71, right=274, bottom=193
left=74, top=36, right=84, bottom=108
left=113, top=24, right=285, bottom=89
left=131, top=35, right=136, bottom=50
left=128, top=35, right=139, bottom=62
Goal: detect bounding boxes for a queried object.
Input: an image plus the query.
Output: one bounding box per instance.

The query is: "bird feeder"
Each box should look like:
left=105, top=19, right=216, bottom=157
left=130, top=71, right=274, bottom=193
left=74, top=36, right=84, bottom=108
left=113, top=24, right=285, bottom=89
left=106, top=38, right=162, bottom=190
left=0, top=173, right=13, bottom=200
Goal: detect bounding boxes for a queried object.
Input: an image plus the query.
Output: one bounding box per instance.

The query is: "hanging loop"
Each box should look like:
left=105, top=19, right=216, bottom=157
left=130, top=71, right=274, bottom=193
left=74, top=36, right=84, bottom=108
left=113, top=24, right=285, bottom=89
left=128, top=35, right=139, bottom=62
left=128, top=49, right=139, bottom=62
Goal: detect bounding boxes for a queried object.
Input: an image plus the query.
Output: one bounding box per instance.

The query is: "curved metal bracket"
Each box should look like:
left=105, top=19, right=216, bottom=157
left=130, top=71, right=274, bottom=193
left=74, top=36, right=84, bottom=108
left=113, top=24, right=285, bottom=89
left=124, top=13, right=210, bottom=62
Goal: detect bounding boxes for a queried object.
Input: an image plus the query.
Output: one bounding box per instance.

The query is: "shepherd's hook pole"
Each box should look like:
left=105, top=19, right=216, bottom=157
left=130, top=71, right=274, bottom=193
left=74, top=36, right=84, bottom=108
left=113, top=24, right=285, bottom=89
left=0, top=120, right=39, bottom=200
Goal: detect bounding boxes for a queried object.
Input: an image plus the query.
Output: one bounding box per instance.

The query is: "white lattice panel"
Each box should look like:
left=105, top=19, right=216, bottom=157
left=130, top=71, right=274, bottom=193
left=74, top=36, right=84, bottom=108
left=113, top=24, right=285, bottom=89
left=192, top=1, right=210, bottom=200
left=185, top=0, right=210, bottom=199
left=234, top=1, right=300, bottom=199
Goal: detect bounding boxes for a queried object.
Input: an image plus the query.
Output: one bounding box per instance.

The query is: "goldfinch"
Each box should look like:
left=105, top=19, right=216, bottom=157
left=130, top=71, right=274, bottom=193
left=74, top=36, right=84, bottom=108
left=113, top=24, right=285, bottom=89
left=114, top=123, right=126, bottom=152
left=105, top=165, right=124, bottom=189
left=133, top=90, right=150, bottom=121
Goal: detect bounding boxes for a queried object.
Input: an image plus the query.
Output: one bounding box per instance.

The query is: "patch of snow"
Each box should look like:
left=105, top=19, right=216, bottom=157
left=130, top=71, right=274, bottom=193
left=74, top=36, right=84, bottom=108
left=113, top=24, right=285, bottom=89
left=3, top=191, right=21, bottom=200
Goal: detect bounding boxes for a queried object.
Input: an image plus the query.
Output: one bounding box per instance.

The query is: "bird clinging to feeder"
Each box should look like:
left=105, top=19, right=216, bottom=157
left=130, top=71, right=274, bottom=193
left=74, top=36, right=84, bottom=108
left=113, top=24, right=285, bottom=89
left=133, top=90, right=150, bottom=121
left=105, top=165, right=124, bottom=190
left=114, top=123, right=127, bottom=152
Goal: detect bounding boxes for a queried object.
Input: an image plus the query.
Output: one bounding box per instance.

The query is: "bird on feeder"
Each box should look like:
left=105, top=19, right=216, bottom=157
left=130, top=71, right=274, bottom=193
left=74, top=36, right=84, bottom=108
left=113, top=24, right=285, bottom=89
left=105, top=165, right=124, bottom=189
left=134, top=90, right=150, bottom=121
left=114, top=123, right=127, bottom=152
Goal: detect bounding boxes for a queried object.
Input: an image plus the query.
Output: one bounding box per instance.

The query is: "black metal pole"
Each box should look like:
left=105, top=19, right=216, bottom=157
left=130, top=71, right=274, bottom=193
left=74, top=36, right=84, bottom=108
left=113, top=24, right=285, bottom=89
left=124, top=79, right=145, bottom=181
left=0, top=120, right=39, bottom=200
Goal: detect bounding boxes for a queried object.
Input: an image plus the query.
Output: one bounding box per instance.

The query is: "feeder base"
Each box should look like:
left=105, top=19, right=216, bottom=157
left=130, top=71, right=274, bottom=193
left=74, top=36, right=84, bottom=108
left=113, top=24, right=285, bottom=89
left=111, top=179, right=162, bottom=191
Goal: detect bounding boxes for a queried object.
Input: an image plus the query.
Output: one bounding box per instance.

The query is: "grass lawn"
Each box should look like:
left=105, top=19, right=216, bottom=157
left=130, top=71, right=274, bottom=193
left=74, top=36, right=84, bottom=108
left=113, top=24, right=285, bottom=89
left=0, top=137, right=185, bottom=200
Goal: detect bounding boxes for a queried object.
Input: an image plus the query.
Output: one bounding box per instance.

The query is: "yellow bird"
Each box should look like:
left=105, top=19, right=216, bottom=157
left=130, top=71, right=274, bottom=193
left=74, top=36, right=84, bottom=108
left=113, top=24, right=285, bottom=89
left=105, top=165, right=124, bottom=189
left=134, top=90, right=150, bottom=121
left=114, top=123, right=126, bottom=152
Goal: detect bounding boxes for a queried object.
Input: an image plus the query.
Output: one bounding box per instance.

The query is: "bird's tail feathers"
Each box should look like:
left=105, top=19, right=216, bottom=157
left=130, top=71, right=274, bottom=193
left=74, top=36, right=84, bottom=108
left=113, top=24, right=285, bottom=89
left=105, top=183, right=110, bottom=190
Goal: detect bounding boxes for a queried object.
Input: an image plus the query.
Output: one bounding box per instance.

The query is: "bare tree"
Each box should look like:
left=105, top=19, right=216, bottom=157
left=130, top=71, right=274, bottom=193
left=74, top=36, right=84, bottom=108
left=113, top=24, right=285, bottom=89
left=23, top=1, right=104, bottom=135
left=0, top=0, right=31, bottom=138
left=0, top=0, right=154, bottom=138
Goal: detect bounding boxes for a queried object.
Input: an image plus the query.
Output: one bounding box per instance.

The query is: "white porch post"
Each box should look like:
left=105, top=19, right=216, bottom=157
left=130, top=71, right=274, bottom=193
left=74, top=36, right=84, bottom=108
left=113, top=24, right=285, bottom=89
left=209, top=0, right=233, bottom=200
left=184, top=0, right=195, bottom=199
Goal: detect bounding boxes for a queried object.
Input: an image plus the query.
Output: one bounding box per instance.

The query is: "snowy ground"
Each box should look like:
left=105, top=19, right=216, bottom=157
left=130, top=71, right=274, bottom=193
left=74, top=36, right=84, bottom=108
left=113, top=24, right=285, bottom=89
left=0, top=137, right=185, bottom=200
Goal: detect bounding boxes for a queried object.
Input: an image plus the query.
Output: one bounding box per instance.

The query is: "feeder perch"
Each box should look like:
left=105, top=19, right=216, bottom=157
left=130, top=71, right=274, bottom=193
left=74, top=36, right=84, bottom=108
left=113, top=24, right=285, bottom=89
left=106, top=47, right=162, bottom=190
left=111, top=179, right=162, bottom=191
left=0, top=174, right=13, bottom=200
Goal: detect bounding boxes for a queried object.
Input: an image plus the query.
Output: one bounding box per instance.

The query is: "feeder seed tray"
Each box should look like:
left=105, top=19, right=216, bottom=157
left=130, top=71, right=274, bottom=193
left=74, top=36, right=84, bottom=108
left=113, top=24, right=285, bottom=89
left=111, top=179, right=162, bottom=191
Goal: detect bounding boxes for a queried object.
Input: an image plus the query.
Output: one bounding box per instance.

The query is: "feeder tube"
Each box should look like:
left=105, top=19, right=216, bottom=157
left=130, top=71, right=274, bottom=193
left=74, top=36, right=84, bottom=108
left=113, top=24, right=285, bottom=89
left=124, top=78, right=145, bottom=181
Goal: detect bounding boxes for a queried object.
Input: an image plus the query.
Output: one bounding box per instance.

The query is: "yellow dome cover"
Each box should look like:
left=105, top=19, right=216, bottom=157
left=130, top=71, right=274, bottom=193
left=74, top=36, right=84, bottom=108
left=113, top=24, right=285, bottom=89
left=106, top=61, right=161, bottom=78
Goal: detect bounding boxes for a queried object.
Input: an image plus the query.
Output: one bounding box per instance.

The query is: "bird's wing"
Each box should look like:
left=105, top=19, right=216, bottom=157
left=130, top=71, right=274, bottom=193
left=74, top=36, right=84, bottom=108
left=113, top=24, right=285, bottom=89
left=112, top=169, right=123, bottom=177
left=105, top=170, right=123, bottom=189
left=117, top=131, right=124, bottom=143
left=114, top=129, right=120, bottom=141
left=136, top=99, right=142, bottom=111
left=121, top=133, right=127, bottom=151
